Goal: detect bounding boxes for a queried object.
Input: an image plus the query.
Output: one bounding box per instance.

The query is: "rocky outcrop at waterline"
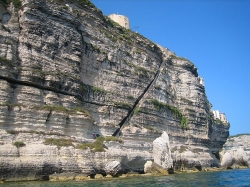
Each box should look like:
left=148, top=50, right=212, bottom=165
left=220, top=134, right=250, bottom=169
left=0, top=0, right=229, bottom=181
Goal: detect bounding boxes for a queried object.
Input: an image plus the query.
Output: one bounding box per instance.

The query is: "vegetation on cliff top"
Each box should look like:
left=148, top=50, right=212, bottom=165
left=228, top=133, right=250, bottom=139
left=0, top=0, right=96, bottom=10
left=50, top=0, right=95, bottom=8
left=170, top=54, right=193, bottom=64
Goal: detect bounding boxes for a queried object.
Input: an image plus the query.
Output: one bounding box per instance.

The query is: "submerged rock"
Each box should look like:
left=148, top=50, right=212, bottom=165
left=144, top=160, right=169, bottom=175
left=49, top=172, right=76, bottom=181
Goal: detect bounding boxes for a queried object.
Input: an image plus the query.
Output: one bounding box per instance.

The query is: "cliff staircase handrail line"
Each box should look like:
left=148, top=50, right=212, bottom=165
left=112, top=58, right=168, bottom=137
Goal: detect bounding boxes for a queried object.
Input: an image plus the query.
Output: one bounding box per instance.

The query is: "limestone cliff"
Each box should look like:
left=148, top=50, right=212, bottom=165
left=0, top=0, right=229, bottom=181
left=220, top=134, right=250, bottom=168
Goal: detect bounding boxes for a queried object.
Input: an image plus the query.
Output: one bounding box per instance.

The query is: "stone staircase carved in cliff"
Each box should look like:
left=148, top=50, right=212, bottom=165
left=112, top=56, right=169, bottom=137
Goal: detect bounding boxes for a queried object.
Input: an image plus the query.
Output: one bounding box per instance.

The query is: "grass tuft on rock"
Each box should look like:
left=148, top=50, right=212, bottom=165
left=6, top=129, right=64, bottom=136
left=150, top=99, right=188, bottom=130
left=114, top=102, right=132, bottom=110
left=44, top=138, right=74, bottom=148
left=13, top=141, right=26, bottom=148
left=76, top=136, right=123, bottom=152
left=33, top=105, right=92, bottom=118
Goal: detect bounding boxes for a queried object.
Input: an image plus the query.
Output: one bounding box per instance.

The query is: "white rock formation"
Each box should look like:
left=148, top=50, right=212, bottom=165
left=104, top=161, right=121, bottom=176
left=153, top=131, right=173, bottom=169
left=144, top=160, right=153, bottom=173
left=221, top=134, right=250, bottom=167
left=221, top=152, right=233, bottom=168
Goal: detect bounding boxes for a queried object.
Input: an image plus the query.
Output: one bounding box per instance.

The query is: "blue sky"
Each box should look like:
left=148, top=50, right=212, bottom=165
left=91, top=0, right=250, bottom=136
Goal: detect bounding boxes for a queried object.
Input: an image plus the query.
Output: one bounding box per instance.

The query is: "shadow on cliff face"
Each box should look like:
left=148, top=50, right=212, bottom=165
left=120, top=156, right=146, bottom=174
left=35, top=163, right=63, bottom=180
left=173, top=159, right=203, bottom=171
left=0, top=163, right=62, bottom=181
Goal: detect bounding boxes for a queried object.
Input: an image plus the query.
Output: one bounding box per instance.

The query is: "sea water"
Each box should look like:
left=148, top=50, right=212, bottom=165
left=2, top=168, right=250, bottom=187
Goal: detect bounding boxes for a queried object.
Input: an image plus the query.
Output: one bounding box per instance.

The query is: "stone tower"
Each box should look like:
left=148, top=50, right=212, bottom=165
left=108, top=14, right=130, bottom=29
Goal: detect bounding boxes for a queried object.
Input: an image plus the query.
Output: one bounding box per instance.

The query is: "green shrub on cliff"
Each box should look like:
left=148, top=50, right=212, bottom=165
left=154, top=85, right=161, bottom=90
left=135, top=66, right=150, bottom=78
left=179, top=145, right=187, bottom=153
left=93, top=86, right=108, bottom=94
left=170, top=55, right=193, bottom=64
left=104, top=136, right=123, bottom=143
left=6, top=130, right=19, bottom=135
left=0, top=56, right=12, bottom=63
left=33, top=105, right=91, bottom=118
left=144, top=125, right=160, bottom=133
left=171, top=146, right=178, bottom=153
left=33, top=105, right=67, bottom=113
left=6, top=129, right=65, bottom=136
left=76, top=136, right=123, bottom=152
left=150, top=99, right=188, bottom=130
left=0, top=0, right=22, bottom=9
left=51, top=0, right=95, bottom=8
left=114, top=102, right=132, bottom=110
left=150, top=99, right=182, bottom=118
left=127, top=95, right=134, bottom=100
left=44, top=138, right=74, bottom=148
left=13, top=141, right=26, bottom=148
left=76, top=139, right=104, bottom=152
left=133, top=107, right=140, bottom=115
left=181, top=116, right=188, bottom=130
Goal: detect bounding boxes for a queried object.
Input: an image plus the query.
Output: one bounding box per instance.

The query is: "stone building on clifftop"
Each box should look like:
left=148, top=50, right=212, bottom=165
left=213, top=110, right=228, bottom=123
left=108, top=14, right=130, bottom=29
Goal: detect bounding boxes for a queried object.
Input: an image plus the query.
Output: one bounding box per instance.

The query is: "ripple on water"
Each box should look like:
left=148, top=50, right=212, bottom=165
left=2, top=169, right=250, bottom=187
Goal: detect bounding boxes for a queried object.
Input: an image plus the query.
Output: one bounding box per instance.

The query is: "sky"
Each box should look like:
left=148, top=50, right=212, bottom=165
left=91, top=0, right=250, bottom=136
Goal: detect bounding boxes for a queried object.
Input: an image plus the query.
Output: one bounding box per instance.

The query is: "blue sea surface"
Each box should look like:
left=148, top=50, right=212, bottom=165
left=2, top=168, right=250, bottom=187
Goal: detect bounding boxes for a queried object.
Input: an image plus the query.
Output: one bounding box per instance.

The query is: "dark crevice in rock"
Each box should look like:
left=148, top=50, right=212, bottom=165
left=66, top=116, right=70, bottom=125
left=0, top=76, right=108, bottom=107
left=45, top=110, right=52, bottom=124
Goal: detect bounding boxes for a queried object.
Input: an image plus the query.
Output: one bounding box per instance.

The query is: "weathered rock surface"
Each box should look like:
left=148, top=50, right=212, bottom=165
left=220, top=134, right=250, bottom=168
left=104, top=161, right=122, bottom=176
left=144, top=160, right=169, bottom=175
left=0, top=0, right=229, bottom=181
left=153, top=131, right=172, bottom=169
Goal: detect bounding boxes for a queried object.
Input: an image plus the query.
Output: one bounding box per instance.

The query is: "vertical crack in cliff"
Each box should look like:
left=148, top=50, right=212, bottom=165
left=112, top=59, right=167, bottom=137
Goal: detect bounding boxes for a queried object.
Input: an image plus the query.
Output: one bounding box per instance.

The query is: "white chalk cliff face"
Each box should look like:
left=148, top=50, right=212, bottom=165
left=0, top=0, right=229, bottom=180
left=220, top=134, right=250, bottom=168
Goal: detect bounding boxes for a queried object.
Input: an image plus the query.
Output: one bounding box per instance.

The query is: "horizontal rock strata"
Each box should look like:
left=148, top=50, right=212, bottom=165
left=220, top=134, right=250, bottom=168
left=0, top=0, right=229, bottom=181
